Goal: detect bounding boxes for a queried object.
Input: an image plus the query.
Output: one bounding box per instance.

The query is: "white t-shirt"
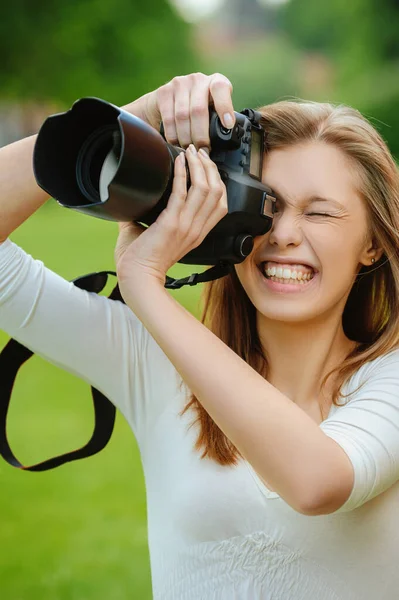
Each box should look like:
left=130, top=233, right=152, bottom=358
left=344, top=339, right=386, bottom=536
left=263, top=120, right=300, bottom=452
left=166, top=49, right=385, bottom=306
left=1, top=238, right=399, bottom=600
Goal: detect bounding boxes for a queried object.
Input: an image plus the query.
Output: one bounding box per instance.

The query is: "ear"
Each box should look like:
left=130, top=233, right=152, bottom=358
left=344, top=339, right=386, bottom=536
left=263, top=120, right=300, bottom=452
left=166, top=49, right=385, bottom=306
left=359, top=235, right=384, bottom=267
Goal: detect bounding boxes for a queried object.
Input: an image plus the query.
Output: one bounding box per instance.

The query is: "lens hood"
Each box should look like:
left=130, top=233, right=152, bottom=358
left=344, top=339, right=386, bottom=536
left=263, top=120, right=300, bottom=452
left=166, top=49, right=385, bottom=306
left=33, top=97, right=174, bottom=222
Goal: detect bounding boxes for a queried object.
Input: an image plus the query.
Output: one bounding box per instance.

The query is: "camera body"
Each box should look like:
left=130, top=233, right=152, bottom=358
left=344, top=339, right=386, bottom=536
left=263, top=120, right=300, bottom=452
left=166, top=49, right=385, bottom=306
left=33, top=97, right=276, bottom=266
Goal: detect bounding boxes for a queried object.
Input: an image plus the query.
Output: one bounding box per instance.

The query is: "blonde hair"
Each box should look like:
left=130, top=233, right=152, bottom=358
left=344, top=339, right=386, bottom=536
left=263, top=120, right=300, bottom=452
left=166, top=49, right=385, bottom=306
left=180, top=100, right=399, bottom=466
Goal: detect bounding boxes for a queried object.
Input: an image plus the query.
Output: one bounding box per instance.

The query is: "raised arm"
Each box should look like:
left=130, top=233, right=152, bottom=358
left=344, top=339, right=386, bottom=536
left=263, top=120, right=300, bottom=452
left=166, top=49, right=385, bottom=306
left=0, top=73, right=236, bottom=445
left=0, top=134, right=48, bottom=242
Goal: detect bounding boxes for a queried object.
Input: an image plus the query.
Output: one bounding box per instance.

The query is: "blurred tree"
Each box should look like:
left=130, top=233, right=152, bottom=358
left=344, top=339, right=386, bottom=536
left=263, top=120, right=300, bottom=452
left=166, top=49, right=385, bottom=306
left=223, top=0, right=274, bottom=35
left=280, top=0, right=399, bottom=157
left=0, top=0, right=198, bottom=106
left=202, top=36, right=302, bottom=112
left=195, top=1, right=303, bottom=115
left=281, top=0, right=399, bottom=74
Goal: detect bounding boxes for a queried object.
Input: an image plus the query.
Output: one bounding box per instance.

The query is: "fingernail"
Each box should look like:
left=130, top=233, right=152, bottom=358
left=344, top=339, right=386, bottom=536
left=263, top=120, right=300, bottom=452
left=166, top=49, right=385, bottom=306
left=199, top=148, right=209, bottom=158
left=223, top=113, right=234, bottom=128
left=189, top=144, right=197, bottom=155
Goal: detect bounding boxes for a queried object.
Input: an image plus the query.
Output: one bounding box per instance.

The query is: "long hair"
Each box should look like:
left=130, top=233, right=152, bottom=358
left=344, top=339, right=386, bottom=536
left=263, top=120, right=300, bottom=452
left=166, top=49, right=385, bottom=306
left=179, top=100, right=399, bottom=466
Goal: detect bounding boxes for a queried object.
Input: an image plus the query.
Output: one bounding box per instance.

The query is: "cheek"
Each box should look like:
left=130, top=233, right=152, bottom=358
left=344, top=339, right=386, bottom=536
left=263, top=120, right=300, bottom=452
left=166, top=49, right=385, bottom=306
left=313, top=231, right=342, bottom=264
left=311, top=226, right=358, bottom=267
left=305, top=224, right=349, bottom=270
left=234, top=260, right=257, bottom=299
left=233, top=261, right=248, bottom=288
left=234, top=260, right=272, bottom=310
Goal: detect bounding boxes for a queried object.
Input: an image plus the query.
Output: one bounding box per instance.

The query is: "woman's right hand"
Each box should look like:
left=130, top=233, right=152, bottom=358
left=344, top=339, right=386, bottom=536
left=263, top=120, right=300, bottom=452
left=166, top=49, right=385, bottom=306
left=121, top=72, right=235, bottom=152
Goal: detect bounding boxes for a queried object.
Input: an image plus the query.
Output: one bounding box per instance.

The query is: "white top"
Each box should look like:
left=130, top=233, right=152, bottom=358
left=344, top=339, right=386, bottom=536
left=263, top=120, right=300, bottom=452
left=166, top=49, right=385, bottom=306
left=1, top=237, right=399, bottom=600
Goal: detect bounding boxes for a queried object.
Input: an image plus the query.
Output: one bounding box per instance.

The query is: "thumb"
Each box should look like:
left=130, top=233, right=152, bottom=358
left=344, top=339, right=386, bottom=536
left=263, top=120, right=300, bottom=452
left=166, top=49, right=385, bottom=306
left=117, top=221, right=146, bottom=236
left=118, top=220, right=143, bottom=231
left=144, top=91, right=162, bottom=131
left=115, top=221, right=146, bottom=264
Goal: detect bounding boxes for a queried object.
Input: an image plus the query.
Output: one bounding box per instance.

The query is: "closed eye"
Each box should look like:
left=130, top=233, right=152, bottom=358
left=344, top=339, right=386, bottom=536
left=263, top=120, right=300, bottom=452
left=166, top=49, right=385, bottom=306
left=307, top=212, right=334, bottom=217
left=273, top=207, right=335, bottom=218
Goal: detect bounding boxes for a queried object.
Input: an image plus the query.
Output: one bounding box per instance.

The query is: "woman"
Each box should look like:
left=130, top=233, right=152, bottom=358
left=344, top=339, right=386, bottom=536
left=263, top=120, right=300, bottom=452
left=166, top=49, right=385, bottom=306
left=1, top=72, right=399, bottom=599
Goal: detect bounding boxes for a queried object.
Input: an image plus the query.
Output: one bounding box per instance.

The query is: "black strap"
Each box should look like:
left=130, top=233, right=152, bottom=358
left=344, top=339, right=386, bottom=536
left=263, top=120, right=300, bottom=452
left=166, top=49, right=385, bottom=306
left=0, top=263, right=232, bottom=471
left=0, top=272, right=121, bottom=471
left=164, top=262, right=233, bottom=289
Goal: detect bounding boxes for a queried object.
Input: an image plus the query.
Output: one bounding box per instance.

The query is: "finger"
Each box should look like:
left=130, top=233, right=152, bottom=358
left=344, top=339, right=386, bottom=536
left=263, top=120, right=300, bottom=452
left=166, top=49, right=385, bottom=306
left=164, top=152, right=188, bottom=218
left=181, top=145, right=210, bottom=223
left=156, top=82, right=178, bottom=145
left=195, top=149, right=228, bottom=228
left=173, top=77, right=192, bottom=149
left=189, top=78, right=211, bottom=150
left=197, top=184, right=228, bottom=239
left=209, top=73, right=235, bottom=130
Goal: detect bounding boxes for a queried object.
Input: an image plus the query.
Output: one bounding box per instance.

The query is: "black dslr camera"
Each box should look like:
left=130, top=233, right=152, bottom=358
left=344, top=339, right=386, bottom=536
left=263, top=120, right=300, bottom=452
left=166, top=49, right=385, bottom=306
left=33, top=97, right=276, bottom=286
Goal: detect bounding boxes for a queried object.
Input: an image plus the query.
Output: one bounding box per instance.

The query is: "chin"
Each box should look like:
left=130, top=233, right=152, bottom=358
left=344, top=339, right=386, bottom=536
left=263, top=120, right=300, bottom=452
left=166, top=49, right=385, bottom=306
left=255, top=304, right=319, bottom=324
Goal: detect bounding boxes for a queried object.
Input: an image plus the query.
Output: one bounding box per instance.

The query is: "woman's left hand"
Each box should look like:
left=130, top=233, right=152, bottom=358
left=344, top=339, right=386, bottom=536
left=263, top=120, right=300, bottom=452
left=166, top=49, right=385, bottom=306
left=114, top=144, right=228, bottom=294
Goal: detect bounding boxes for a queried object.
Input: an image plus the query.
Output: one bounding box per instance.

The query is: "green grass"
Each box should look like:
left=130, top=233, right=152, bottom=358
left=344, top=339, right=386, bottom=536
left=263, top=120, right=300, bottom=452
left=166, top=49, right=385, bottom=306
left=0, top=201, right=202, bottom=599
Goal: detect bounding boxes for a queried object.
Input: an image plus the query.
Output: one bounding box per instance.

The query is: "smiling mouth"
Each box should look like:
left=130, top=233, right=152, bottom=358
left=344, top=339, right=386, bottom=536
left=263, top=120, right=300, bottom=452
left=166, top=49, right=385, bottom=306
left=257, top=262, right=317, bottom=283
left=257, top=263, right=316, bottom=284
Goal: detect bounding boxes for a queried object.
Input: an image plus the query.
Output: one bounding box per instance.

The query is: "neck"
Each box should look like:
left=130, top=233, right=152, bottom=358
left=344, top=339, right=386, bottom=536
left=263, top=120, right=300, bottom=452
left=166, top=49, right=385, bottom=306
left=257, top=312, right=357, bottom=412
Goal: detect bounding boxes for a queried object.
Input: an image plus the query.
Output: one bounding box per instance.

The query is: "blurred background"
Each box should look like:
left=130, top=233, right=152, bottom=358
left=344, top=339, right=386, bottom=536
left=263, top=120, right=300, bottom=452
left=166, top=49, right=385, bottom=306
left=1, top=0, right=398, bottom=598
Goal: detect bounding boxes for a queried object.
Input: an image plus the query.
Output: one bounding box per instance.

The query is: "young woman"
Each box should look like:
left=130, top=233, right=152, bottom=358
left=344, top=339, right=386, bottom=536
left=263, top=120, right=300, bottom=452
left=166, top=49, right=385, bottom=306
left=1, top=72, right=399, bottom=599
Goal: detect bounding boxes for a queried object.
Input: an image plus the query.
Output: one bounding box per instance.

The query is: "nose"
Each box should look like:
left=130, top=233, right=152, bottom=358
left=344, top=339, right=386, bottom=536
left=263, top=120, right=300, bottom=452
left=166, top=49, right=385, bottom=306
left=267, top=210, right=303, bottom=248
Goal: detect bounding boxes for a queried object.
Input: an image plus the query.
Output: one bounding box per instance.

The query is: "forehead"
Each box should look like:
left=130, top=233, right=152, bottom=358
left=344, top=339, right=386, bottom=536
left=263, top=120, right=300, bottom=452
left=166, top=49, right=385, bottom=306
left=262, top=141, right=362, bottom=210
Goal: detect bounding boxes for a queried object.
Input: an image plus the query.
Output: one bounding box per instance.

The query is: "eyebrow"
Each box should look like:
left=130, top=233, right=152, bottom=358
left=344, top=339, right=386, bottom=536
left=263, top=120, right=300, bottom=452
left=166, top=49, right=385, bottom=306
left=273, top=191, right=345, bottom=210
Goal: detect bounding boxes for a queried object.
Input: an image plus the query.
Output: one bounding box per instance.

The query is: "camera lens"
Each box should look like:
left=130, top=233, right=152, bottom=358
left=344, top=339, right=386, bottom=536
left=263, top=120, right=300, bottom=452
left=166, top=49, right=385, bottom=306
left=76, top=124, right=120, bottom=202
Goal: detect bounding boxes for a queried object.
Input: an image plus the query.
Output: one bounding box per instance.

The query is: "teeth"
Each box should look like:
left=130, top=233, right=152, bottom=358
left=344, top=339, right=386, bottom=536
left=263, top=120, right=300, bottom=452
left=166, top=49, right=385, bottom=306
left=262, top=263, right=314, bottom=281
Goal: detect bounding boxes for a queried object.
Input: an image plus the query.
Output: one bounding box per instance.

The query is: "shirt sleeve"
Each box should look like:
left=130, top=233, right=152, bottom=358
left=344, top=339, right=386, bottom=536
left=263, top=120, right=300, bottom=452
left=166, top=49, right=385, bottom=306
left=0, top=239, right=182, bottom=448
left=319, top=348, right=399, bottom=514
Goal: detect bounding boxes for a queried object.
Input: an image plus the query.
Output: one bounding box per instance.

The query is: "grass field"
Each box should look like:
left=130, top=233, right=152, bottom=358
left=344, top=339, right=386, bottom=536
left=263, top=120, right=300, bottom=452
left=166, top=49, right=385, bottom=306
left=0, top=201, right=202, bottom=599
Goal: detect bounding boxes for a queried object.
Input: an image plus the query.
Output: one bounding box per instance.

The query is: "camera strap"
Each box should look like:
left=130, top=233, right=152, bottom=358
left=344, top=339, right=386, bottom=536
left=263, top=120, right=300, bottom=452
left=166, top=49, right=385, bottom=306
left=165, top=262, right=233, bottom=289
left=0, top=272, right=122, bottom=471
left=0, top=262, right=232, bottom=471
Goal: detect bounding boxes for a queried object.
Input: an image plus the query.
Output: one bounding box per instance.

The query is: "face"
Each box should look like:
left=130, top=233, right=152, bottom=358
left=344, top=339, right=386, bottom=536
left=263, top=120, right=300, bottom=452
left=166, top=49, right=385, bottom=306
left=235, top=141, right=375, bottom=326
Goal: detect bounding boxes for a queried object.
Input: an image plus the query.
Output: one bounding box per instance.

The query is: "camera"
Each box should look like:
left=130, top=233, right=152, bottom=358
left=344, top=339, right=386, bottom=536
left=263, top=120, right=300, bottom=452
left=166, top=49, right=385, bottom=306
left=0, top=99, right=280, bottom=471
left=33, top=97, right=276, bottom=268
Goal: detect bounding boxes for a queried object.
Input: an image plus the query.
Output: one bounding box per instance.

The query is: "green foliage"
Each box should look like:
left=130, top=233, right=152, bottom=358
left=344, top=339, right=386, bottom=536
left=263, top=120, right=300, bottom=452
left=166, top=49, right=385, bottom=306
left=281, top=0, right=399, bottom=68
left=280, top=0, right=399, bottom=158
left=203, top=35, right=303, bottom=112
left=0, top=0, right=198, bottom=106
left=200, top=0, right=398, bottom=161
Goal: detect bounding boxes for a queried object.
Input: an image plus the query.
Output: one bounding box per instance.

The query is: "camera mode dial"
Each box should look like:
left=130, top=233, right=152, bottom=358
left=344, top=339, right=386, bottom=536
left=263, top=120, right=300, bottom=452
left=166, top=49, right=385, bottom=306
left=234, top=234, right=254, bottom=258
